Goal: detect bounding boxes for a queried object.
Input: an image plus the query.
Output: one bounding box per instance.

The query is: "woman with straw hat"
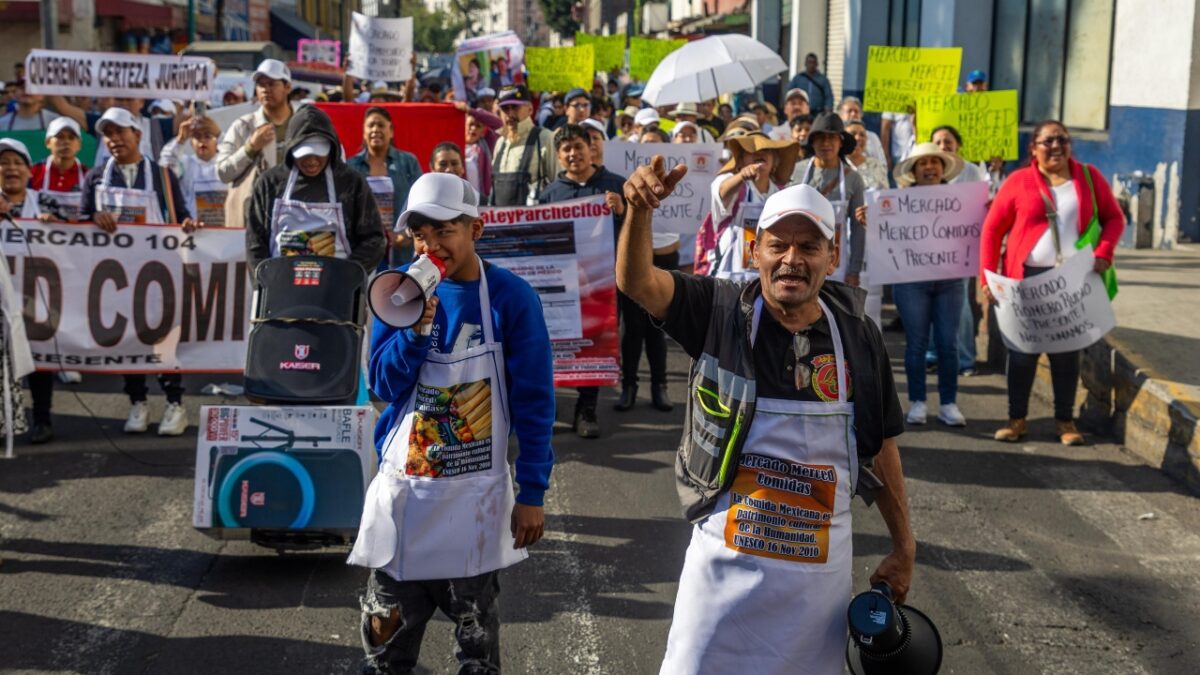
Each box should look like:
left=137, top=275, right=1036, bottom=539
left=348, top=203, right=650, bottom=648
left=886, top=142, right=969, bottom=427
left=700, top=131, right=799, bottom=280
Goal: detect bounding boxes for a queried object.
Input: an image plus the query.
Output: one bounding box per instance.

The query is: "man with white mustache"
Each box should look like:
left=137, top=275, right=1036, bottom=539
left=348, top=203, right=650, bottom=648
left=617, top=157, right=915, bottom=675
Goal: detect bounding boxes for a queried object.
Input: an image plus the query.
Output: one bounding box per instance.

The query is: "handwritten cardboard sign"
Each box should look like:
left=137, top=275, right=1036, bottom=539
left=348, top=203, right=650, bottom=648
left=526, top=45, right=594, bottom=92
left=602, top=141, right=721, bottom=236
left=917, top=90, right=1019, bottom=161
left=985, top=250, right=1116, bottom=354
left=575, top=33, right=626, bottom=72
left=863, top=46, right=961, bottom=113
left=348, top=12, right=413, bottom=82
left=865, top=181, right=989, bottom=285
left=630, top=37, right=687, bottom=81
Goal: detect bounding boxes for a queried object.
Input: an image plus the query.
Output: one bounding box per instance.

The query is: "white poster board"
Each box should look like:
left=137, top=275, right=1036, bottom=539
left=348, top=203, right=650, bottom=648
left=603, top=141, right=720, bottom=236
left=865, top=181, right=989, bottom=285
left=25, top=49, right=215, bottom=100
left=348, top=12, right=413, bottom=82
left=985, top=250, right=1116, bottom=354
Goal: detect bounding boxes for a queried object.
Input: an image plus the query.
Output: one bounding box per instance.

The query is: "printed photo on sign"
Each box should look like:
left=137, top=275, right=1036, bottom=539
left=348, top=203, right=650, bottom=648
left=407, top=379, right=493, bottom=479
left=452, top=32, right=526, bottom=101
left=724, top=454, right=838, bottom=564
left=278, top=230, right=337, bottom=257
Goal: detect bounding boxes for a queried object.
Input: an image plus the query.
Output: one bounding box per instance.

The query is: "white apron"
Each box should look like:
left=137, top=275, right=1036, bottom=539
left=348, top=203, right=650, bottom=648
left=189, top=157, right=228, bottom=227
left=96, top=158, right=165, bottom=224
left=661, top=297, right=857, bottom=675
left=270, top=167, right=351, bottom=258
left=347, top=261, right=527, bottom=581
left=366, top=175, right=396, bottom=231
left=39, top=160, right=84, bottom=222
left=714, top=181, right=774, bottom=282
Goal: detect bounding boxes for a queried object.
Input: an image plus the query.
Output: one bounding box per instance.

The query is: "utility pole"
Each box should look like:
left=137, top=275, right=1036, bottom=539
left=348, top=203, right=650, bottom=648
left=40, top=0, right=57, bottom=49
left=188, top=0, right=196, bottom=44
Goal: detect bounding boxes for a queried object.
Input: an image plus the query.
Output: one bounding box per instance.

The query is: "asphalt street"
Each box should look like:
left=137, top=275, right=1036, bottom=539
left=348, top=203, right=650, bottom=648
left=2, top=323, right=1199, bottom=674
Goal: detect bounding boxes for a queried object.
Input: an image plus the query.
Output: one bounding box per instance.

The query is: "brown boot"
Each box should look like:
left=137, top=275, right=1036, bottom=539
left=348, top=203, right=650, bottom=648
left=1056, top=420, right=1085, bottom=446
left=994, top=418, right=1027, bottom=442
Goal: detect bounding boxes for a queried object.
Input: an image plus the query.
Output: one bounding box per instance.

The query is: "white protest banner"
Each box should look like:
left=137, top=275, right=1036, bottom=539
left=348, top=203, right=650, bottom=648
left=985, top=250, right=1115, bottom=354
left=348, top=12, right=413, bottom=82
left=478, top=196, right=619, bottom=387
left=865, top=181, right=989, bottom=285
left=0, top=221, right=249, bottom=373
left=452, top=31, right=525, bottom=101
left=298, top=39, right=342, bottom=68
left=603, top=141, right=721, bottom=236
left=24, top=49, right=216, bottom=100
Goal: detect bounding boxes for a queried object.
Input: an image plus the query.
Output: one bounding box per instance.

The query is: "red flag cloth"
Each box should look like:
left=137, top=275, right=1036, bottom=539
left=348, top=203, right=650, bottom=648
left=315, top=103, right=466, bottom=168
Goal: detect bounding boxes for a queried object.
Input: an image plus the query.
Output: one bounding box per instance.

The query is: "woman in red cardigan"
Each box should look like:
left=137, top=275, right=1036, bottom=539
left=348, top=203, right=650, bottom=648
left=980, top=120, right=1124, bottom=445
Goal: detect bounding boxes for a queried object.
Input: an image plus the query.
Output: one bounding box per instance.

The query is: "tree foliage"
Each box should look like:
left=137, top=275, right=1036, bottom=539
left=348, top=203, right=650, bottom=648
left=410, top=3, right=461, bottom=53
left=449, top=0, right=490, bottom=38
left=539, top=0, right=580, bottom=38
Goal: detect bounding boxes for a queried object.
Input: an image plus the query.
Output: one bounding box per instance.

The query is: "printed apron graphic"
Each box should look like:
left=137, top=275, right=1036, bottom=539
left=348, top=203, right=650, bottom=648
left=41, top=160, right=84, bottom=222
left=192, top=166, right=228, bottom=227
left=407, top=378, right=494, bottom=478
left=96, top=157, right=165, bottom=224
left=270, top=166, right=351, bottom=258
left=724, top=454, right=837, bottom=563
left=367, top=175, right=396, bottom=230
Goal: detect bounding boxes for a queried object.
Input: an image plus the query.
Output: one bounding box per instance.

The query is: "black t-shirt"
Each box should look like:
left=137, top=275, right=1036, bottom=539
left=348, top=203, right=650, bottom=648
left=660, top=272, right=904, bottom=434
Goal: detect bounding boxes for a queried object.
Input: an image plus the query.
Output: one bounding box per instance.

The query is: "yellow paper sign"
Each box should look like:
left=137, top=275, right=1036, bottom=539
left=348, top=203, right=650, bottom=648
left=630, top=37, right=687, bottom=81
left=526, top=45, right=595, bottom=93
left=916, top=90, right=1019, bottom=162
left=863, top=46, right=961, bottom=113
left=576, top=33, right=626, bottom=72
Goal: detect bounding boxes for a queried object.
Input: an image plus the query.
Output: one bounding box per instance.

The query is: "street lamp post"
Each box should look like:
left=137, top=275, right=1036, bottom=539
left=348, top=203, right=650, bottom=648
left=40, top=0, right=57, bottom=49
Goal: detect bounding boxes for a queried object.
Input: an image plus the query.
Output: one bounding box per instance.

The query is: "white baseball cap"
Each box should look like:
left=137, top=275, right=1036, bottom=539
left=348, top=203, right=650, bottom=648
left=757, top=183, right=837, bottom=239
left=785, top=88, right=810, bottom=103
left=254, top=59, right=291, bottom=83
left=95, top=107, right=142, bottom=135
left=634, top=108, right=660, bottom=127
left=395, top=173, right=481, bottom=231
left=579, top=118, right=607, bottom=137
left=0, top=138, right=32, bottom=165
left=45, top=116, right=82, bottom=140
left=291, top=137, right=332, bottom=159
left=148, top=99, right=176, bottom=115
left=475, top=87, right=496, bottom=99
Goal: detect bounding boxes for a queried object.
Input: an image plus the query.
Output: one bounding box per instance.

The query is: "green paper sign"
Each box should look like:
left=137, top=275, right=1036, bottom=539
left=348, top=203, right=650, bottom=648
left=526, top=45, right=595, bottom=93
left=630, top=37, right=687, bottom=82
left=575, top=33, right=626, bottom=72
left=863, top=46, right=961, bottom=113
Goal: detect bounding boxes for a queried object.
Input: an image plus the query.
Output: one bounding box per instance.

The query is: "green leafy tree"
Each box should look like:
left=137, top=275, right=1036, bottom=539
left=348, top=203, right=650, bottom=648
left=539, top=0, right=580, bottom=38
left=410, top=3, right=462, bottom=53
left=449, top=0, right=490, bottom=38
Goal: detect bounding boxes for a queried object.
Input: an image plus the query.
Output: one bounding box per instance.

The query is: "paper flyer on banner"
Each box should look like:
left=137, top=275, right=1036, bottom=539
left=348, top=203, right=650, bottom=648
left=24, top=49, right=216, bottom=100
left=863, top=46, right=961, bottom=113
left=575, top=33, right=626, bottom=72
left=603, top=141, right=720, bottom=236
left=985, top=250, right=1116, bottom=354
left=348, top=12, right=413, bottom=81
left=0, top=220, right=249, bottom=373
left=452, top=32, right=526, bottom=101
left=865, top=181, right=989, bottom=285
left=478, top=196, right=619, bottom=387
left=916, top=90, right=1019, bottom=161
left=298, top=39, right=342, bottom=68
left=526, top=45, right=594, bottom=93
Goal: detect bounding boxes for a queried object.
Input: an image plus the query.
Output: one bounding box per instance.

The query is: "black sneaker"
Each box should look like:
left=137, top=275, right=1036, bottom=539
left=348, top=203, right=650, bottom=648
left=650, top=384, right=674, bottom=412
left=574, top=406, right=600, bottom=439
left=29, top=423, right=54, bottom=445
left=613, top=385, right=637, bottom=412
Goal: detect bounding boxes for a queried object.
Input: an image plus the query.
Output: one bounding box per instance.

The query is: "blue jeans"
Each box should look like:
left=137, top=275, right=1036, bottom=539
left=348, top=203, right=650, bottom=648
left=925, top=279, right=977, bottom=371
left=894, top=280, right=963, bottom=404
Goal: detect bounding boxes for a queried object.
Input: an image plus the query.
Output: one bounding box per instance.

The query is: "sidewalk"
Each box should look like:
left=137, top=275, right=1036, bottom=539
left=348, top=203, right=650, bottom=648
left=999, top=245, right=1200, bottom=494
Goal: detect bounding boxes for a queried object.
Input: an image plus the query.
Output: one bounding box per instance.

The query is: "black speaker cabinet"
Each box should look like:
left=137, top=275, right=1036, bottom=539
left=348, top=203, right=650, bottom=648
left=244, top=256, right=367, bottom=404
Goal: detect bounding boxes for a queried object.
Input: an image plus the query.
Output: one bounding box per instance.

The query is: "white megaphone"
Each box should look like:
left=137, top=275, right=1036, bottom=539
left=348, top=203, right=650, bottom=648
left=368, top=254, right=448, bottom=329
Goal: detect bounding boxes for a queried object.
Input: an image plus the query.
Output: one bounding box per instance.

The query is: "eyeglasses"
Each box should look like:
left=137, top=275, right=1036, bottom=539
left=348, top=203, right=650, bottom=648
left=790, top=332, right=812, bottom=390
left=1035, top=135, right=1071, bottom=148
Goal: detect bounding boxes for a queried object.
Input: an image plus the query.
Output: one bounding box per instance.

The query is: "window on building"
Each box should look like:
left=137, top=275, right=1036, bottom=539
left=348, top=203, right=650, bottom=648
left=991, top=0, right=1115, bottom=130
left=888, top=0, right=922, bottom=47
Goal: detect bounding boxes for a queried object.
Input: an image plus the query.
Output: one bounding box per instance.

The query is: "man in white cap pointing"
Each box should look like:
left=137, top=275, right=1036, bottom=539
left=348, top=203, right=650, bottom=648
left=616, top=157, right=916, bottom=674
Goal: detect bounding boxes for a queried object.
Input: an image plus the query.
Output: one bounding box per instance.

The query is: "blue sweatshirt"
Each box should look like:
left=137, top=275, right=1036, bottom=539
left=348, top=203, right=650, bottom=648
left=369, top=261, right=556, bottom=506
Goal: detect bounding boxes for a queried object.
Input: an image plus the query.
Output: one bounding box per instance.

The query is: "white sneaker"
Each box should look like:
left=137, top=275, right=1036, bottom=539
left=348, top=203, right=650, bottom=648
left=938, top=403, right=967, bottom=427
left=158, top=402, right=188, bottom=436
left=905, top=400, right=927, bottom=425
left=57, top=370, right=82, bottom=384
left=124, top=401, right=150, bottom=433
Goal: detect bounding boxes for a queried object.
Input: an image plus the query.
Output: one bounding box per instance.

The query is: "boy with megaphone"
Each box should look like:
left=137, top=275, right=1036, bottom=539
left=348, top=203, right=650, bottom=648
left=347, top=172, right=556, bottom=674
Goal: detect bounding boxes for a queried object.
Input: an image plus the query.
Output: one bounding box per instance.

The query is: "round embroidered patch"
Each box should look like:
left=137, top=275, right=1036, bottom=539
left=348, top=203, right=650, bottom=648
left=810, top=354, right=851, bottom=402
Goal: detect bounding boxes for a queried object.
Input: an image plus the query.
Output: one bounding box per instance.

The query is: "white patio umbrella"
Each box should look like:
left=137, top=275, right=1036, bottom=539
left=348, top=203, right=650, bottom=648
left=642, top=34, right=789, bottom=107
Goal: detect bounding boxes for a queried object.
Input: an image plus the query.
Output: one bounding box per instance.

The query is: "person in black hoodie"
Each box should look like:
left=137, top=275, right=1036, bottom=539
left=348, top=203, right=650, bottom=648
left=247, top=105, right=386, bottom=276
left=538, top=124, right=626, bottom=438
